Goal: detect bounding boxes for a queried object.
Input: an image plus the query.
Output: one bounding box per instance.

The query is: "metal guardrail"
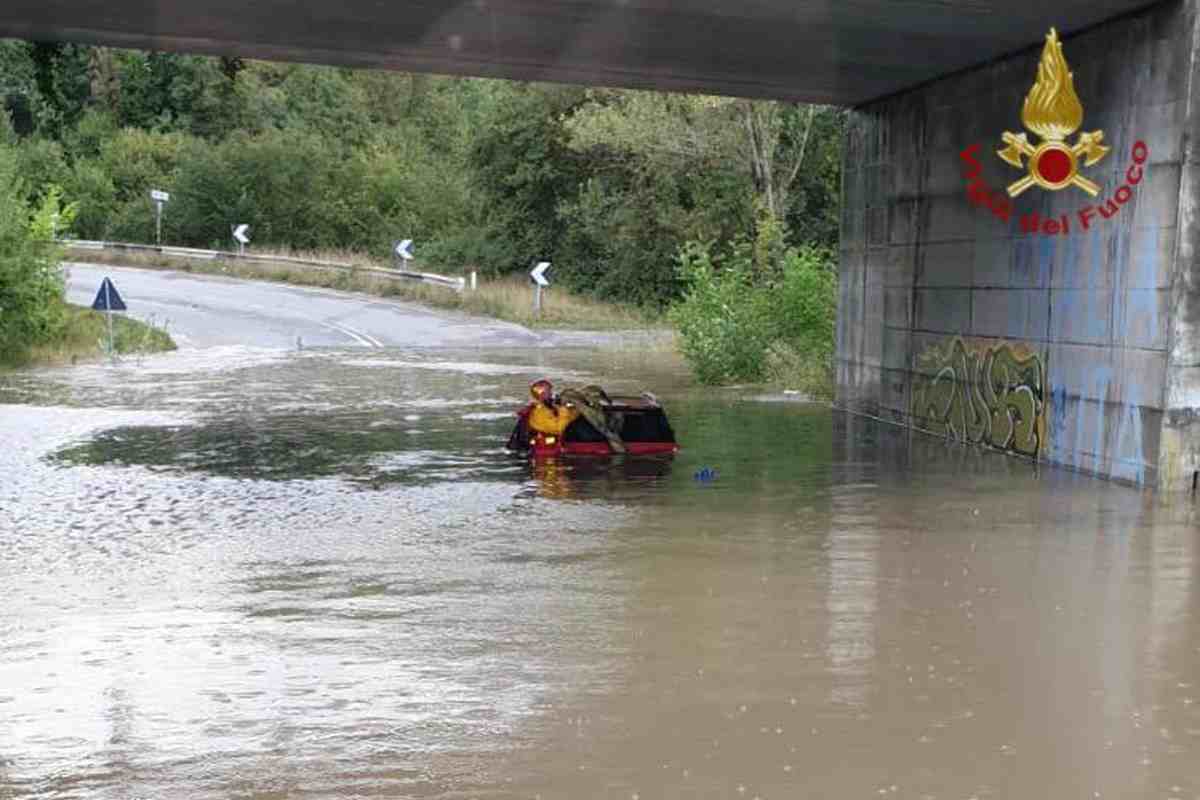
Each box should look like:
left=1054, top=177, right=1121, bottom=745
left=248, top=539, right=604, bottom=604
left=60, top=239, right=468, bottom=292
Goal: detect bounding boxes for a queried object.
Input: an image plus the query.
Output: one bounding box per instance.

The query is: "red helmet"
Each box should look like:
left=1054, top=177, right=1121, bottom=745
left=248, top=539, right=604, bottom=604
left=530, top=379, right=553, bottom=402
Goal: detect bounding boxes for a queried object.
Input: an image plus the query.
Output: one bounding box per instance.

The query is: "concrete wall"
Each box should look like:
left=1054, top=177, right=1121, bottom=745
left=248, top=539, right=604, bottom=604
left=836, top=0, right=1200, bottom=489
left=1164, top=1, right=1200, bottom=489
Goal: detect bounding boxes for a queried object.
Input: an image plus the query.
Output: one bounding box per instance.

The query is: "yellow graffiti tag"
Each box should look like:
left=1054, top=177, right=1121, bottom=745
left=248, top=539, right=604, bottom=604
left=910, top=338, right=1047, bottom=457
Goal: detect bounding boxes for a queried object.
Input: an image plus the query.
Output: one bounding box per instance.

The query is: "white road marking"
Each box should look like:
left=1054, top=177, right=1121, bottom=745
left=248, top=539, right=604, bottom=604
left=334, top=322, right=384, bottom=348
left=320, top=321, right=376, bottom=348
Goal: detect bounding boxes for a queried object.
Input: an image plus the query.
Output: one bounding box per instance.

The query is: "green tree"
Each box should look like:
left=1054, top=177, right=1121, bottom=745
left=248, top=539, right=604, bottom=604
left=784, top=106, right=846, bottom=251
left=276, top=66, right=372, bottom=145
left=464, top=84, right=588, bottom=275
left=27, top=42, right=92, bottom=138
left=64, top=158, right=117, bottom=239
left=169, top=130, right=367, bottom=249
left=15, top=136, right=70, bottom=203
left=115, top=51, right=247, bottom=138
left=0, top=117, right=68, bottom=360
left=0, top=40, right=37, bottom=135
left=567, top=91, right=831, bottom=226
left=87, top=47, right=121, bottom=116
left=63, top=127, right=191, bottom=241
left=1, top=40, right=843, bottom=326
left=567, top=89, right=844, bottom=250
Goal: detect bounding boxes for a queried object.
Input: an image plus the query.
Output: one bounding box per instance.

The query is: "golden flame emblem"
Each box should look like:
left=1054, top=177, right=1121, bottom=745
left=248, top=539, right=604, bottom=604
left=997, top=28, right=1109, bottom=197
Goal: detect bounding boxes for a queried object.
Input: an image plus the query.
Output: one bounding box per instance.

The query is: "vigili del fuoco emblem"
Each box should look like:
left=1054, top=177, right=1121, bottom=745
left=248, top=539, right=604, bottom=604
left=997, top=28, right=1109, bottom=197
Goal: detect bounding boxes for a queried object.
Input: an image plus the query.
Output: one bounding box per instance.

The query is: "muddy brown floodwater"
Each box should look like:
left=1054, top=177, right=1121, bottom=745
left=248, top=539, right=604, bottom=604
left=1, top=344, right=1198, bottom=800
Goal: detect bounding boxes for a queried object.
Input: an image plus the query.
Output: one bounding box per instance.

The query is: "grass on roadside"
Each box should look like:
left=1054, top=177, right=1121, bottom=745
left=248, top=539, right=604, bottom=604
left=65, top=248, right=665, bottom=331
left=4, top=300, right=177, bottom=369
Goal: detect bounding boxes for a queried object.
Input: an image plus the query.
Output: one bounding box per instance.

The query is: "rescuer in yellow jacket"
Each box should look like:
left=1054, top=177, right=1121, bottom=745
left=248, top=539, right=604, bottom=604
left=527, top=379, right=580, bottom=437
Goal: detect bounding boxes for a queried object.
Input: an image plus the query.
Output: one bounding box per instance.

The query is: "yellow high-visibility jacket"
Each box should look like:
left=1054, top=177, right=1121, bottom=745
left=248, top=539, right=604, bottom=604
left=528, top=403, right=580, bottom=437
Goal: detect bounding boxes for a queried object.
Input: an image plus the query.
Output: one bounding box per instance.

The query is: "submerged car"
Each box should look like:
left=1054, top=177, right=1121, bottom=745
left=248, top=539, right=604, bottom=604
left=507, top=391, right=679, bottom=457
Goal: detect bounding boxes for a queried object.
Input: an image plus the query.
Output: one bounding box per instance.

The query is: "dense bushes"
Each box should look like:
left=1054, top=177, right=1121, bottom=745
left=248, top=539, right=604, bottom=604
left=670, top=232, right=836, bottom=393
left=669, top=241, right=772, bottom=385
left=13, top=118, right=471, bottom=258
left=168, top=130, right=366, bottom=250
left=0, top=122, right=72, bottom=361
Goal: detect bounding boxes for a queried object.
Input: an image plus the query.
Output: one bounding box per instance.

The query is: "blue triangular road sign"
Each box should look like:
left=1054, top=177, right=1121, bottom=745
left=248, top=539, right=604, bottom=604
left=91, top=277, right=127, bottom=312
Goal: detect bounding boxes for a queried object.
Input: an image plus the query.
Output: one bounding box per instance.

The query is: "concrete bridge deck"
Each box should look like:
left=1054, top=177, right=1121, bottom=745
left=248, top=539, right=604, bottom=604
left=0, top=0, right=1158, bottom=105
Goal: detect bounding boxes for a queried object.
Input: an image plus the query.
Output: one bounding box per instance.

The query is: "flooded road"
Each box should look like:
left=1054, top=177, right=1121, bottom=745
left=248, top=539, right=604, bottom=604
left=1, top=342, right=1198, bottom=800
left=62, top=262, right=542, bottom=349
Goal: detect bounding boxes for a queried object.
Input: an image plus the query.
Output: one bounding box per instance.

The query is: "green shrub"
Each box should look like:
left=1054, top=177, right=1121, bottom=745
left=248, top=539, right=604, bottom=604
left=0, top=134, right=69, bottom=361
left=61, top=127, right=191, bottom=241
left=770, top=244, right=836, bottom=358
left=668, top=240, right=774, bottom=385
left=555, top=174, right=694, bottom=307
left=30, top=183, right=80, bottom=241
left=15, top=136, right=70, bottom=203
left=167, top=130, right=352, bottom=249
left=669, top=235, right=836, bottom=388
left=64, top=159, right=118, bottom=239
left=764, top=244, right=836, bottom=396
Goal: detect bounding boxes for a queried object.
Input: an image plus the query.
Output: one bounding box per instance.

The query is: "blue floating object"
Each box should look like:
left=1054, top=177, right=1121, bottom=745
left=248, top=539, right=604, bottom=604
left=694, top=467, right=718, bottom=482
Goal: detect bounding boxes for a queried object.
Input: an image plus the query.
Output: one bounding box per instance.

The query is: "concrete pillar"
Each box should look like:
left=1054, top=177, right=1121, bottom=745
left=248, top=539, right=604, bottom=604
left=1161, top=1, right=1200, bottom=490
left=835, top=0, right=1200, bottom=490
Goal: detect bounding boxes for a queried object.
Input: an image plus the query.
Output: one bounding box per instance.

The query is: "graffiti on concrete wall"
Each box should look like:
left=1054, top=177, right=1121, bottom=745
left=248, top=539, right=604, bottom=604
left=911, top=338, right=1047, bottom=457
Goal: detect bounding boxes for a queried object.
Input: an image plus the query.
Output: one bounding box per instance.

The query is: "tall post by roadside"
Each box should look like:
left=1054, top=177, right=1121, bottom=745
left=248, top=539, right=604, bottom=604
left=91, top=277, right=127, bottom=363
left=394, top=239, right=414, bottom=269
left=530, top=261, right=550, bottom=317
left=233, top=224, right=251, bottom=256
left=150, top=189, right=170, bottom=247
left=106, top=300, right=114, bottom=360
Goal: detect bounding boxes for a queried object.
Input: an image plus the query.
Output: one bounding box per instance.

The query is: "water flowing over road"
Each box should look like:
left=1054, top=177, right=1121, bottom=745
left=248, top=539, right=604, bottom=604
left=1, top=267, right=1198, bottom=799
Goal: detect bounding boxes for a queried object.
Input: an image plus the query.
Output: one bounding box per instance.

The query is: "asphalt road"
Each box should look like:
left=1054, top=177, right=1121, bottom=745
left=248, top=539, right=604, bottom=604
left=64, top=263, right=541, bottom=350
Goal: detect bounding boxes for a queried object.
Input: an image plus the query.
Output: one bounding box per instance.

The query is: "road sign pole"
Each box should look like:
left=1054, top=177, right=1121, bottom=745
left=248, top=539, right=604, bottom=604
left=233, top=224, right=251, bottom=256
left=149, top=190, right=170, bottom=247
left=529, top=261, right=550, bottom=315
left=105, top=282, right=114, bottom=360
left=92, top=278, right=127, bottom=362
left=394, top=239, right=414, bottom=268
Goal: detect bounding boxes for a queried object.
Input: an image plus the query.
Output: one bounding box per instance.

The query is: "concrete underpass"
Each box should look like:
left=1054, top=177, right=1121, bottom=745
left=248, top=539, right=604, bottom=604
left=3, top=0, right=1198, bottom=489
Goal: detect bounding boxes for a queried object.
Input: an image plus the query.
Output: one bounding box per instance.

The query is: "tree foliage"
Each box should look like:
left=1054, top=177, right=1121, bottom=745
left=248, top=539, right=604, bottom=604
left=669, top=231, right=837, bottom=390
left=0, top=39, right=844, bottom=382
left=0, top=114, right=68, bottom=360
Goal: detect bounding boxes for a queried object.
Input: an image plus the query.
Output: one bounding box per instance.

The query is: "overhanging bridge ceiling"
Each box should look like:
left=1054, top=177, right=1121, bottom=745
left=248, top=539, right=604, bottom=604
left=0, top=0, right=1160, bottom=105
